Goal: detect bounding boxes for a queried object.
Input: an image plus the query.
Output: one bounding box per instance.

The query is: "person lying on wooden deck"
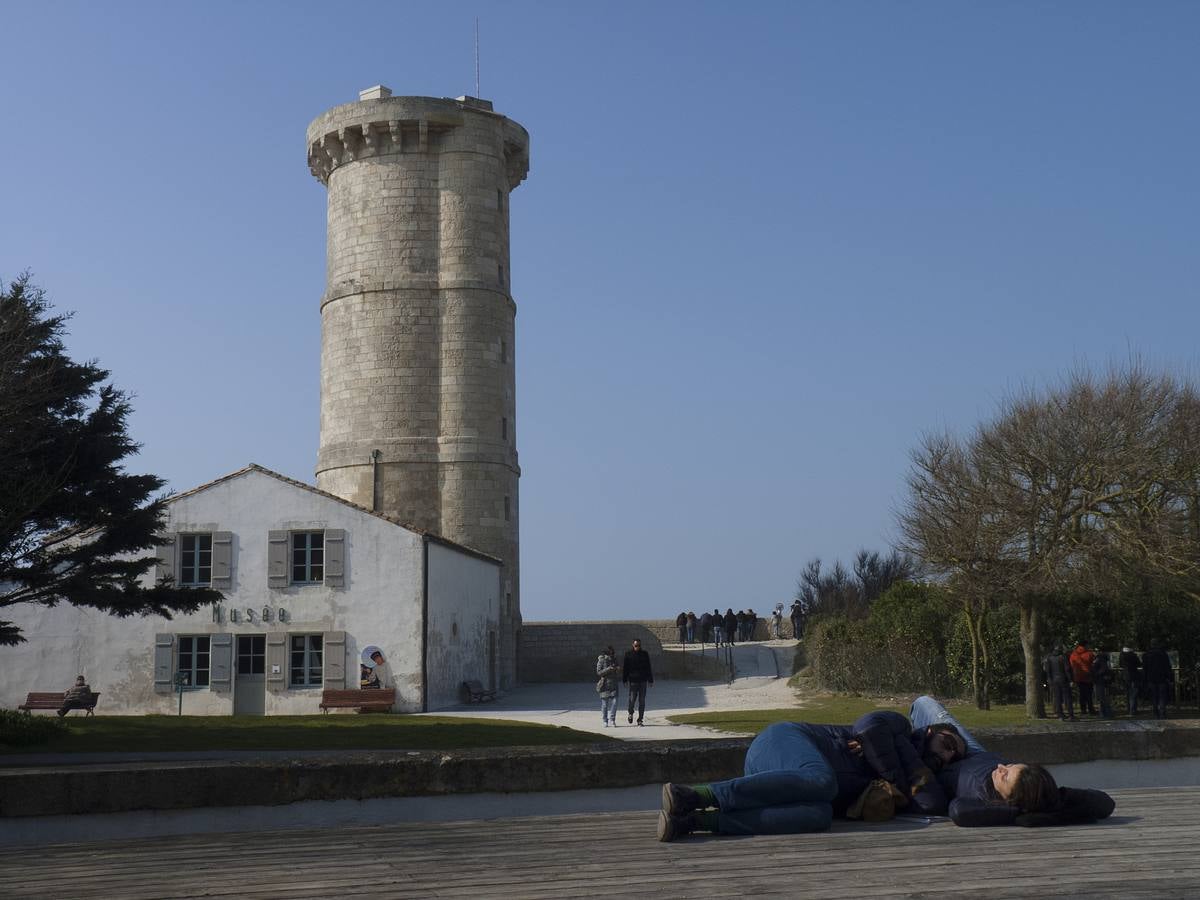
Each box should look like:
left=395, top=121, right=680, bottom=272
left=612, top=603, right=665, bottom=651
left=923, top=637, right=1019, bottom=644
left=658, top=695, right=1115, bottom=841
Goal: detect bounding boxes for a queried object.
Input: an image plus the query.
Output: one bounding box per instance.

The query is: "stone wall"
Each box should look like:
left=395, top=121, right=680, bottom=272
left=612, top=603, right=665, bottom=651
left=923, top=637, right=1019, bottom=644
left=518, top=620, right=794, bottom=682
left=518, top=622, right=666, bottom=683
left=517, top=621, right=796, bottom=683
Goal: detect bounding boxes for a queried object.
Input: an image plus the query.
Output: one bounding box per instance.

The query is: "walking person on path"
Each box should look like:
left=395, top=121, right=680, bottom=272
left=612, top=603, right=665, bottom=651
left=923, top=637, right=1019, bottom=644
left=623, top=638, right=654, bottom=726
left=596, top=645, right=620, bottom=727
left=771, top=607, right=783, bottom=639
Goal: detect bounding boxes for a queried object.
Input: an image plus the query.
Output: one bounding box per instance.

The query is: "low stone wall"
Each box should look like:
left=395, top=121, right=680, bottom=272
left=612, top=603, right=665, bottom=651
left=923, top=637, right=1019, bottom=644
left=518, top=620, right=791, bottom=682
left=4, top=724, right=1198, bottom=818
left=518, top=622, right=665, bottom=683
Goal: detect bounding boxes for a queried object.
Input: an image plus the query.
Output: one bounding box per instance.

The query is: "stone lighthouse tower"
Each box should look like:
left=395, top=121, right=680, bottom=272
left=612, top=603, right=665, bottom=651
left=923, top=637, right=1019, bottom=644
left=307, top=87, right=529, bottom=689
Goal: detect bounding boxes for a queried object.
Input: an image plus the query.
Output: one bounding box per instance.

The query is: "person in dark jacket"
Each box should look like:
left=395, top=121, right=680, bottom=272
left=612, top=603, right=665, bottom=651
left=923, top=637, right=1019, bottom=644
left=1043, top=645, right=1076, bottom=721
left=57, top=675, right=94, bottom=717
left=675, top=612, right=688, bottom=645
left=1143, top=641, right=1174, bottom=719
left=910, top=696, right=1115, bottom=828
left=790, top=600, right=804, bottom=640
left=698, top=611, right=712, bottom=646
left=1092, top=646, right=1114, bottom=719
left=622, top=639, right=654, bottom=726
left=711, top=608, right=725, bottom=646
left=1119, top=646, right=1142, bottom=715
left=658, top=711, right=932, bottom=840
left=747, top=608, right=759, bottom=641
left=685, top=611, right=697, bottom=644
left=723, top=609, right=738, bottom=646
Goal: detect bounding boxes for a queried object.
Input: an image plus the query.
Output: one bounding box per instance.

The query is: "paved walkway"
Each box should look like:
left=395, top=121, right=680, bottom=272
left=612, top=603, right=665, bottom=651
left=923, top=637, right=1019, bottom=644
left=1, top=786, right=1190, bottom=898
left=427, top=640, right=804, bottom=742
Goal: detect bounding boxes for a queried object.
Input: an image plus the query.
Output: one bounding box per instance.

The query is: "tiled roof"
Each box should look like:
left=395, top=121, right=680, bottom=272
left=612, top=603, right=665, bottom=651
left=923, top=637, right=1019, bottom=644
left=166, top=463, right=502, bottom=565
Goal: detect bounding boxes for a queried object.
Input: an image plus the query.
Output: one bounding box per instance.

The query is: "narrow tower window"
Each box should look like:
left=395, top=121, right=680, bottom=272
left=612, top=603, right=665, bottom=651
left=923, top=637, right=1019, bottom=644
left=504, top=496, right=511, bottom=522
left=501, top=339, right=507, bottom=364
left=502, top=417, right=508, bottom=440
left=498, top=262, right=505, bottom=286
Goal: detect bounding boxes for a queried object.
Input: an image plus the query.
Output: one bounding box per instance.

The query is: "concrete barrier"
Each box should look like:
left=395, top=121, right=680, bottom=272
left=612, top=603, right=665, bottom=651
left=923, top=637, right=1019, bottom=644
left=3, top=723, right=1198, bottom=819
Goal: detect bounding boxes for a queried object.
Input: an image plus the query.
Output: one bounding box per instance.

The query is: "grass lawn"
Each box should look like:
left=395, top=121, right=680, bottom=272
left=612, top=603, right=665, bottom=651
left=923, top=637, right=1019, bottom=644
left=0, top=714, right=613, bottom=754
left=668, top=695, right=1041, bottom=734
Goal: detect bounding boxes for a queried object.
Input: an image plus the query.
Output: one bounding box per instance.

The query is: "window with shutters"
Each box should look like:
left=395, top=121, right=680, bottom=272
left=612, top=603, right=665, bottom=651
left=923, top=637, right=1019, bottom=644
left=290, top=634, right=323, bottom=687
left=179, top=534, right=213, bottom=587
left=178, top=635, right=211, bottom=688
left=292, top=531, right=324, bottom=584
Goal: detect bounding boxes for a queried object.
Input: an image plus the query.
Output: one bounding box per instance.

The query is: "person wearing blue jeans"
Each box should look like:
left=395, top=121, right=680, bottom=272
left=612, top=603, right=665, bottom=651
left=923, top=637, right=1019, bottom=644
left=658, top=713, right=929, bottom=840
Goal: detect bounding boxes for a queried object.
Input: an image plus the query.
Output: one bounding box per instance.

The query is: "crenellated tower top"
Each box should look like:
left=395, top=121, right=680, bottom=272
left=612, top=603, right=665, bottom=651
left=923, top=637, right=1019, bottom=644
left=306, top=90, right=529, bottom=189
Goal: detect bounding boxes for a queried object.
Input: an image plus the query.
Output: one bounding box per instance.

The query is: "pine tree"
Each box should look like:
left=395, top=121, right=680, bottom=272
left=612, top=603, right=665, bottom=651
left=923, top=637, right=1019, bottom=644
left=0, top=274, right=220, bottom=644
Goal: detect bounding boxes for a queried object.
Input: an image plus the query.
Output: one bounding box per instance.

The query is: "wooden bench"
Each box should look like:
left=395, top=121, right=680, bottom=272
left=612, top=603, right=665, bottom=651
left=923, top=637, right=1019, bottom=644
left=18, top=691, right=100, bottom=716
left=319, top=688, right=396, bottom=713
left=462, top=680, right=497, bottom=703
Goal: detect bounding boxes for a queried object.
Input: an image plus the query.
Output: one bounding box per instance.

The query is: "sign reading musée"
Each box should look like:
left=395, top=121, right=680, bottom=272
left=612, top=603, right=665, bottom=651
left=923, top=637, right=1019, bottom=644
left=0, top=466, right=502, bottom=715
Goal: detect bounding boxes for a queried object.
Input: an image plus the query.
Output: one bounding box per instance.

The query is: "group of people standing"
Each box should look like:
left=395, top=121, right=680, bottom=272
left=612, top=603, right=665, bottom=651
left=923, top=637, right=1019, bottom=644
left=1043, top=639, right=1175, bottom=720
left=673, top=601, right=805, bottom=646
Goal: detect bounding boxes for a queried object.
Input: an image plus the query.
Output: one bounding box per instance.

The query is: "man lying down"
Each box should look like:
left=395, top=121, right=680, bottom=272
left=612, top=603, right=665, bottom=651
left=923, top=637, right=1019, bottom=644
left=657, top=695, right=1115, bottom=841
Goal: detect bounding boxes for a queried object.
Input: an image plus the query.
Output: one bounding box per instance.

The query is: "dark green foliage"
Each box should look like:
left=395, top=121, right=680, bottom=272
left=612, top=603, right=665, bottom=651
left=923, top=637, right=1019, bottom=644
left=805, top=581, right=954, bottom=695
left=0, top=710, right=67, bottom=746
left=945, top=603, right=1024, bottom=702
left=0, top=274, right=221, bottom=644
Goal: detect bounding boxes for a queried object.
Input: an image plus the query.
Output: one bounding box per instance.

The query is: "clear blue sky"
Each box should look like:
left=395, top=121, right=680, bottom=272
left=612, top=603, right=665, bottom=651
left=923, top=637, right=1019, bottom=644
left=3, top=2, right=1198, bottom=620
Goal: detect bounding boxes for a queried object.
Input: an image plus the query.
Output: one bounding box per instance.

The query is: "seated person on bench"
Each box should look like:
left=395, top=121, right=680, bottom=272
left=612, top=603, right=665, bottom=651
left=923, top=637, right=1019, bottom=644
left=58, top=675, right=93, bottom=717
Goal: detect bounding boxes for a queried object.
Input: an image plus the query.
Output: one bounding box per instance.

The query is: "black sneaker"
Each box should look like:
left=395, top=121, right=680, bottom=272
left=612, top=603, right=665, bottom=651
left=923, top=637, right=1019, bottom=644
left=657, top=810, right=698, bottom=842
left=628, top=714, right=633, bottom=724
left=662, top=783, right=704, bottom=816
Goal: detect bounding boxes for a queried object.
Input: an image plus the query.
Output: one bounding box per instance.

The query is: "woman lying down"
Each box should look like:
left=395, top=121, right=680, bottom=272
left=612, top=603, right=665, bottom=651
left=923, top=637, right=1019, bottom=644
left=657, top=695, right=1115, bottom=841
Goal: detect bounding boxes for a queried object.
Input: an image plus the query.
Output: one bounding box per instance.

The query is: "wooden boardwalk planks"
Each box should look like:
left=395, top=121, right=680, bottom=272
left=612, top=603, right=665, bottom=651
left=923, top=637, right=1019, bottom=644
left=0, top=786, right=1196, bottom=898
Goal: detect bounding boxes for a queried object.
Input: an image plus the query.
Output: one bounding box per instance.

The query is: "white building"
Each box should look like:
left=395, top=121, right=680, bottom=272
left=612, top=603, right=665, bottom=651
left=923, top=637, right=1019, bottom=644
left=0, top=465, right=502, bottom=714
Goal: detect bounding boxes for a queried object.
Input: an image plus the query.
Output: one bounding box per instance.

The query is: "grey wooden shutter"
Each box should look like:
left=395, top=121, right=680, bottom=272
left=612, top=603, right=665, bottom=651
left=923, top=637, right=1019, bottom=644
left=153, top=634, right=175, bottom=694
left=324, top=529, right=345, bottom=588
left=266, top=633, right=287, bottom=692
left=323, top=631, right=346, bottom=689
left=211, top=532, right=233, bottom=591
left=210, top=633, right=233, bottom=692
left=268, top=531, right=289, bottom=588
left=154, top=535, right=177, bottom=585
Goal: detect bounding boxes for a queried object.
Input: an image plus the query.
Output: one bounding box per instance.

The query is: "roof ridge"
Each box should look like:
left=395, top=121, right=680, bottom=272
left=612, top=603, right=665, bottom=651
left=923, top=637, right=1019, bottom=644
left=164, top=464, right=501, bottom=564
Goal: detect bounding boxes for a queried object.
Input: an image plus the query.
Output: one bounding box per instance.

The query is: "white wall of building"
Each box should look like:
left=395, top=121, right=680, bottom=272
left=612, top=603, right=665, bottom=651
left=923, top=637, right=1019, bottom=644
left=0, top=468, right=480, bottom=714
left=424, top=540, right=502, bottom=710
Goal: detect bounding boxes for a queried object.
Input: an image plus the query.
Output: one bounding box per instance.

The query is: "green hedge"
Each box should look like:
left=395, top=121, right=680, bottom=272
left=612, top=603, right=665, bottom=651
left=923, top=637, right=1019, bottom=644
left=0, top=709, right=68, bottom=747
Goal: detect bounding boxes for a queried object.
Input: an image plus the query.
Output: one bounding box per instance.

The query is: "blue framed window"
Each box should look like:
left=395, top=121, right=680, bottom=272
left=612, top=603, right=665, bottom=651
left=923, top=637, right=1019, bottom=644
left=290, top=634, right=323, bottom=687
left=291, top=532, right=324, bottom=584
left=179, top=534, right=212, bottom=586
left=178, top=635, right=211, bottom=688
